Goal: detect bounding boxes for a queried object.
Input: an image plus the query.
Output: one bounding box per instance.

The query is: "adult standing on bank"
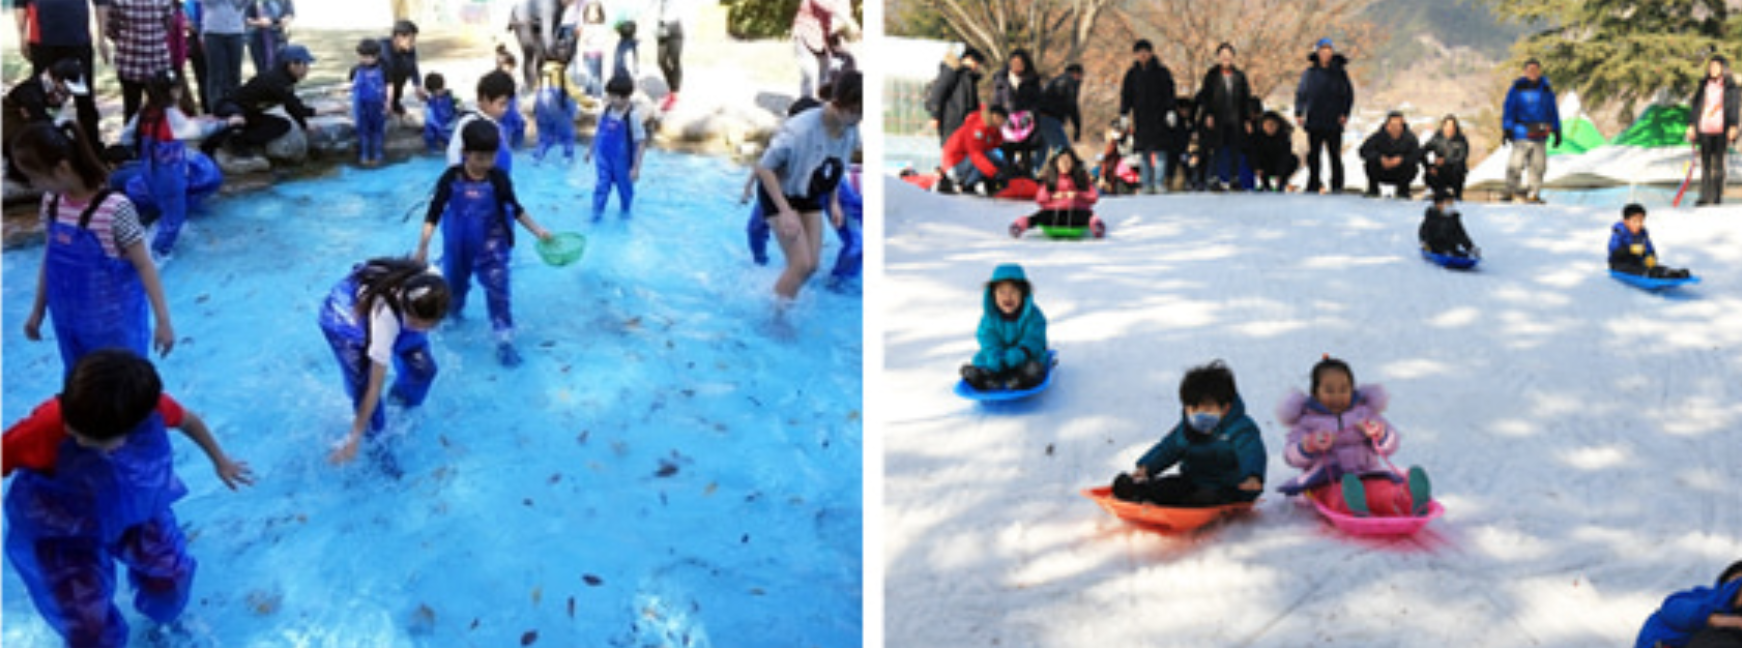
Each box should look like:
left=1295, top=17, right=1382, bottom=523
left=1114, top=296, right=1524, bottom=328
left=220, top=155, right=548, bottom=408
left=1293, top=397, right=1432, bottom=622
left=199, top=0, right=249, bottom=114
left=925, top=46, right=982, bottom=148
left=1035, top=63, right=1083, bottom=167
left=1119, top=39, right=1177, bottom=194
left=107, top=0, right=174, bottom=125
left=509, top=0, right=559, bottom=93
left=1686, top=53, right=1739, bottom=207
left=1500, top=58, right=1561, bottom=203
left=13, top=0, right=108, bottom=146
left=1294, top=37, right=1353, bottom=194
left=243, top=0, right=293, bottom=76
left=653, top=0, right=694, bottom=112
left=378, top=19, right=424, bottom=119
left=790, top=0, right=857, bottom=99
left=1196, top=42, right=1252, bottom=192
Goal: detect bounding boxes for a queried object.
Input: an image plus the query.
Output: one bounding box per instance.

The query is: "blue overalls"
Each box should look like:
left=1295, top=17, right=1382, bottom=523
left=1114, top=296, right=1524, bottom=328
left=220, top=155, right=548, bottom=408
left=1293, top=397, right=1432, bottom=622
left=4, top=412, right=194, bottom=648
left=352, top=63, right=388, bottom=163
left=43, top=191, right=149, bottom=377
left=592, top=107, right=637, bottom=218
left=318, top=273, right=438, bottom=433
left=423, top=95, right=458, bottom=153
left=743, top=181, right=861, bottom=279
left=501, top=93, right=527, bottom=149
left=438, top=174, right=517, bottom=336
left=137, top=131, right=189, bottom=258
left=534, top=86, right=577, bottom=161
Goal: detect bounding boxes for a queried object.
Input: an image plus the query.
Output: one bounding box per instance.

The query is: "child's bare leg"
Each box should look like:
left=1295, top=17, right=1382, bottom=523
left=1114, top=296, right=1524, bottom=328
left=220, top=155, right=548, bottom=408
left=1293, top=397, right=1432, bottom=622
left=773, top=211, right=822, bottom=299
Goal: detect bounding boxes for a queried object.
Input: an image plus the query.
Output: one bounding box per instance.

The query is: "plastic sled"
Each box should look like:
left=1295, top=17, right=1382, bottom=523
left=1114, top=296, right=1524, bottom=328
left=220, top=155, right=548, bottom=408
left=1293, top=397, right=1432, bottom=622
left=536, top=232, right=588, bottom=266
left=1610, top=270, right=1700, bottom=291
left=994, top=177, right=1040, bottom=201
left=1082, top=487, right=1254, bottom=532
left=1308, top=489, right=1443, bottom=536
left=900, top=172, right=939, bottom=191
left=954, top=350, right=1057, bottom=402
left=1039, top=226, right=1089, bottom=239
left=1421, top=249, right=1479, bottom=270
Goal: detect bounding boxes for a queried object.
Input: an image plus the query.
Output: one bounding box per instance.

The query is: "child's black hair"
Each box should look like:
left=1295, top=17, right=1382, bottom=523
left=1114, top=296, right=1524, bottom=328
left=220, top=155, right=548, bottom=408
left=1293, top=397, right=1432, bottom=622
left=1217, top=42, right=1236, bottom=56
left=60, top=349, right=163, bottom=442
left=426, top=72, right=446, bottom=93
left=615, top=20, right=636, bottom=39
left=353, top=257, right=450, bottom=323
left=987, top=105, right=1010, bottom=118
left=392, top=19, right=419, bottom=37
left=1720, top=560, right=1742, bottom=584
left=10, top=121, right=108, bottom=192
left=830, top=69, right=862, bottom=109
left=1065, top=63, right=1084, bottom=75
left=605, top=73, right=634, bottom=98
left=1041, top=147, right=1091, bottom=193
left=477, top=70, right=516, bottom=102
left=357, top=38, right=382, bottom=57
left=1310, top=355, right=1355, bottom=399
left=1623, top=203, right=1647, bottom=219
left=460, top=118, right=500, bottom=154
left=1179, top=360, right=1237, bottom=408
left=136, top=69, right=180, bottom=143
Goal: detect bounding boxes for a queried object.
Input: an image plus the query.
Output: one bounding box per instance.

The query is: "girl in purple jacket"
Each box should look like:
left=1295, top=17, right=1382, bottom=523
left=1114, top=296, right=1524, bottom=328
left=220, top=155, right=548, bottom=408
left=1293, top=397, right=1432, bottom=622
left=1276, top=356, right=1432, bottom=517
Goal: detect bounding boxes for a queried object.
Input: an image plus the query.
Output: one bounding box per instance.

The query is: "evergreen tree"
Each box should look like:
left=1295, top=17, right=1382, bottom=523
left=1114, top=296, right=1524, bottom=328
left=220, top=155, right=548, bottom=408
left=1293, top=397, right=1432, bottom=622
left=1485, top=0, right=1737, bottom=114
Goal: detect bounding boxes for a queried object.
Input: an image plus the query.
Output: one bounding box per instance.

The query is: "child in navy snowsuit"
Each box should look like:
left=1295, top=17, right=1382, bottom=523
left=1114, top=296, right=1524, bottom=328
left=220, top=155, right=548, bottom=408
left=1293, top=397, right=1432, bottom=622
left=960, top=263, right=1049, bottom=391
left=422, top=72, right=458, bottom=153
left=1419, top=190, right=1478, bottom=258
left=1610, top=203, right=1692, bottom=279
left=586, top=74, right=645, bottom=220
left=1636, top=560, right=1742, bottom=648
left=416, top=119, right=554, bottom=366
left=495, top=45, right=528, bottom=149
left=1111, top=361, right=1266, bottom=507
left=351, top=38, right=390, bottom=166
left=3, top=350, right=252, bottom=647
left=14, top=122, right=177, bottom=377
left=534, top=61, right=578, bottom=162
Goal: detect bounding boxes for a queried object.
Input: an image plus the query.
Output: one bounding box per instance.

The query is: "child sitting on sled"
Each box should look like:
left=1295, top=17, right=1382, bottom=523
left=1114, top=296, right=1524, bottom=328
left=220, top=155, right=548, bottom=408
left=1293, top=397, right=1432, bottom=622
left=1419, top=189, right=1479, bottom=258
left=1010, top=148, right=1105, bottom=238
left=1636, top=560, right=1742, bottom=648
left=959, top=263, right=1048, bottom=391
left=1276, top=356, right=1432, bottom=517
left=1111, top=360, right=1266, bottom=507
left=1610, top=203, right=1692, bottom=279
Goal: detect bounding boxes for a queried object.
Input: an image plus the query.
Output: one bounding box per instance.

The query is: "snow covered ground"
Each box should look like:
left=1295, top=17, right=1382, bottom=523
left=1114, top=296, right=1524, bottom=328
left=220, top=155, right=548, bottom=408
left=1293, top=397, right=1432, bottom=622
left=880, top=181, right=1742, bottom=647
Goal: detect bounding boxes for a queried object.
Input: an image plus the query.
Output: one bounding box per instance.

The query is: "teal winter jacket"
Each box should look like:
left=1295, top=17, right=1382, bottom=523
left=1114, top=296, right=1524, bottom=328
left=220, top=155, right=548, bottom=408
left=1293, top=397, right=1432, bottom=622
left=1136, top=395, right=1268, bottom=491
left=972, top=264, right=1048, bottom=373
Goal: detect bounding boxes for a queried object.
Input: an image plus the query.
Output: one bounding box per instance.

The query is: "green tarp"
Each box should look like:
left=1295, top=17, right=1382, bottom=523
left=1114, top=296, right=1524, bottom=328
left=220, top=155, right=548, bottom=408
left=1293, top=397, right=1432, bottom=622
left=1547, top=116, right=1607, bottom=156
left=1610, top=105, right=1692, bottom=149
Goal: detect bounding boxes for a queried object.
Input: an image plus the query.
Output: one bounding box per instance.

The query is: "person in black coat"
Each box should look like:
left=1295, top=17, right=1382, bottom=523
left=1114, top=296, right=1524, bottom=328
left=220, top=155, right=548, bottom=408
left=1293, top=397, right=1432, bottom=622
left=1248, top=111, right=1298, bottom=192
left=1196, top=42, right=1252, bottom=191
left=3, top=59, right=86, bottom=183
left=1294, top=38, right=1354, bottom=194
left=1687, top=54, right=1740, bottom=206
left=926, top=47, right=985, bottom=148
left=991, top=49, right=1043, bottom=175
left=1419, top=189, right=1477, bottom=258
left=210, top=44, right=320, bottom=154
left=1421, top=115, right=1470, bottom=201
left=1120, top=39, right=1177, bottom=194
left=1036, top=63, right=1083, bottom=166
left=1359, top=111, right=1420, bottom=198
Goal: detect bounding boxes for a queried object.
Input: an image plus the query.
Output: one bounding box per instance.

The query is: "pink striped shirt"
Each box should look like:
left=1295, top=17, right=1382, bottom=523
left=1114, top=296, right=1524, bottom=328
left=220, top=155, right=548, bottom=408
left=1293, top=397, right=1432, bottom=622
left=41, top=191, right=145, bottom=258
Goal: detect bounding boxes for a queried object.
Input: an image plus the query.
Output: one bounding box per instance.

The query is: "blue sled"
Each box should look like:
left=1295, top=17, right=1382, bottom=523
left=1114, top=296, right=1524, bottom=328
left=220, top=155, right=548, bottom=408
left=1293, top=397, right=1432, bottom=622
left=1421, top=250, right=1479, bottom=270
left=955, top=351, right=1059, bottom=402
left=1610, top=270, right=1700, bottom=291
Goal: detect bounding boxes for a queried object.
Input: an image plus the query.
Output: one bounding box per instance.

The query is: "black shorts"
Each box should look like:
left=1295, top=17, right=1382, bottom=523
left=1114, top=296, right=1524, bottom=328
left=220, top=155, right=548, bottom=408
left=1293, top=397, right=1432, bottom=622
left=757, top=183, right=824, bottom=217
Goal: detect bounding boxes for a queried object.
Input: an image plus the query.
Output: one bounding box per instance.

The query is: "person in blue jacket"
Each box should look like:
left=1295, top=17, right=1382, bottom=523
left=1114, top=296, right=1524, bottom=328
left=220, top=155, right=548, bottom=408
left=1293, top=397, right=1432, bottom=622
left=1294, top=38, right=1354, bottom=194
left=960, top=263, right=1048, bottom=391
left=1609, top=203, right=1691, bottom=279
left=1501, top=58, right=1561, bottom=203
left=350, top=38, right=389, bottom=166
left=1637, top=560, right=1742, bottom=648
left=1111, top=360, right=1266, bottom=507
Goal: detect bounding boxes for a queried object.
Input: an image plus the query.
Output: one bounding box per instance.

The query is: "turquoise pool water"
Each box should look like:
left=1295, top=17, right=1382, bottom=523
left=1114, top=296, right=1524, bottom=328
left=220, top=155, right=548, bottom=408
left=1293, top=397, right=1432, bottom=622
left=2, top=151, right=863, bottom=647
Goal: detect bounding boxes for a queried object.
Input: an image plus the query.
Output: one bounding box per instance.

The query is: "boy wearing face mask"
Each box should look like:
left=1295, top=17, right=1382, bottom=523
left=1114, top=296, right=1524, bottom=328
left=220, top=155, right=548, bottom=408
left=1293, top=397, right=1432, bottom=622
left=1111, top=361, right=1266, bottom=508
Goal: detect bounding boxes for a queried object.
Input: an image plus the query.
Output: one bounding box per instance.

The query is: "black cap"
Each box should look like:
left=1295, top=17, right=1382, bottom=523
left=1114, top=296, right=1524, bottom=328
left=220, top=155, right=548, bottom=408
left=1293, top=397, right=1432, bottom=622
left=1134, top=39, right=1153, bottom=53
left=960, top=47, right=983, bottom=64
left=393, top=19, right=419, bottom=36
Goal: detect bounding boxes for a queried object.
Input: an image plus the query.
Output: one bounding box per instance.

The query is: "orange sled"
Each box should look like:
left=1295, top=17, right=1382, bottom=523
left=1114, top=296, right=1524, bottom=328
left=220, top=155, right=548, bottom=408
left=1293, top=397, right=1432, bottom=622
left=1081, top=487, right=1255, bottom=532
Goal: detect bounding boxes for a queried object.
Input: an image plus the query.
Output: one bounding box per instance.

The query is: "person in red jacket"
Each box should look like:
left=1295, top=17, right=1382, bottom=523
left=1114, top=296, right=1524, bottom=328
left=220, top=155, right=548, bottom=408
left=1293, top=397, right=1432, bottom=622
left=1010, top=148, right=1104, bottom=238
left=938, top=105, right=1008, bottom=195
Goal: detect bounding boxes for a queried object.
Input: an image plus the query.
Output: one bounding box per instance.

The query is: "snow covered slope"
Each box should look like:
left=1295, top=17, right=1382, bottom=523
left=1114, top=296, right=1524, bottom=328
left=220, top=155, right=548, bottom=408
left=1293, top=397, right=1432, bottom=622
left=881, top=181, right=1742, bottom=647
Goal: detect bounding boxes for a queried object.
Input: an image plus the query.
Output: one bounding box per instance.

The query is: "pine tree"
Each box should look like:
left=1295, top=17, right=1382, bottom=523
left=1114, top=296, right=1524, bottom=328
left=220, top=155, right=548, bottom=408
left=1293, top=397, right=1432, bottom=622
left=1484, top=0, right=1737, bottom=114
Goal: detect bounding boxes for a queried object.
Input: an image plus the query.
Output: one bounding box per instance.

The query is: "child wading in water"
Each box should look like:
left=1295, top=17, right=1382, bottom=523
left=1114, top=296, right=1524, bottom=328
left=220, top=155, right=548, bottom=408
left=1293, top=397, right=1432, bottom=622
left=1277, top=356, right=1433, bottom=517
left=118, top=68, right=240, bottom=261
left=959, top=263, right=1048, bottom=390
left=417, top=119, right=553, bottom=367
left=351, top=38, right=390, bottom=166
left=1111, top=360, right=1266, bottom=507
left=3, top=349, right=252, bottom=646
left=14, top=122, right=176, bottom=377
left=586, top=74, right=645, bottom=220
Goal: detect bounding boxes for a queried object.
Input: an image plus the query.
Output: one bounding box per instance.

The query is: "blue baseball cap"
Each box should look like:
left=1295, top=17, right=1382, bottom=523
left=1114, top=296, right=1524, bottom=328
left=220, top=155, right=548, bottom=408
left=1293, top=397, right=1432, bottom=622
left=280, top=44, right=316, bottom=64
left=1315, top=38, right=1334, bottom=50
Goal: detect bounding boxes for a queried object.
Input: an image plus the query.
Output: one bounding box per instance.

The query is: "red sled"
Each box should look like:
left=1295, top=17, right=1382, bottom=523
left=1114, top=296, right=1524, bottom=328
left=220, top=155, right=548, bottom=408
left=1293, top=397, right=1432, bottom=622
left=1081, top=487, right=1255, bottom=532
left=995, top=177, right=1040, bottom=200
left=1307, top=488, right=1443, bottom=537
left=901, top=172, right=939, bottom=191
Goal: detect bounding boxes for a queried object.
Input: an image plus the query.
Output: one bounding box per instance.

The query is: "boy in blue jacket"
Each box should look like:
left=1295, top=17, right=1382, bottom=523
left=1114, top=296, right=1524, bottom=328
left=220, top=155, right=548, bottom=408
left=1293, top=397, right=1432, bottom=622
left=960, top=263, right=1048, bottom=391
left=1112, top=360, right=1266, bottom=507
left=1610, top=203, right=1691, bottom=279
left=1636, top=560, right=1742, bottom=648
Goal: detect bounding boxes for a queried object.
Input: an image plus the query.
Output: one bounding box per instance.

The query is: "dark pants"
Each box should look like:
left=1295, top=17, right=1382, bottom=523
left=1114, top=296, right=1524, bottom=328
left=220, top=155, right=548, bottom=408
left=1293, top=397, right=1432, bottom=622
left=1696, top=133, right=1729, bottom=205
left=1027, top=208, right=1094, bottom=228
left=29, top=44, right=101, bottom=147
left=186, top=31, right=210, bottom=114
left=217, top=110, right=292, bottom=150
left=513, top=21, right=546, bottom=94
left=657, top=22, right=684, bottom=94
left=120, top=78, right=148, bottom=126
left=1305, top=127, right=1344, bottom=192
left=248, top=28, right=284, bottom=77
left=1611, top=261, right=1690, bottom=279
left=1423, top=163, right=1466, bottom=200
left=1256, top=154, right=1299, bottom=190
left=388, top=66, right=414, bottom=116
left=1111, top=473, right=1260, bottom=508
left=1365, top=160, right=1418, bottom=195
left=1686, top=627, right=1742, bottom=648
left=961, top=359, right=1047, bottom=391
left=203, top=32, right=246, bottom=112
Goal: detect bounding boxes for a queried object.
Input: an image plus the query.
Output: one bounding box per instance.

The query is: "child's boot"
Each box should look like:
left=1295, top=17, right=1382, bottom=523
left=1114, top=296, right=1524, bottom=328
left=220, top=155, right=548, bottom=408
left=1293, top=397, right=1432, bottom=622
left=1340, top=473, right=1370, bottom=517
left=960, top=365, right=994, bottom=390
left=1009, top=216, right=1028, bottom=239
left=1407, top=466, right=1433, bottom=517
left=1090, top=216, right=1106, bottom=239
left=497, top=342, right=523, bottom=367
